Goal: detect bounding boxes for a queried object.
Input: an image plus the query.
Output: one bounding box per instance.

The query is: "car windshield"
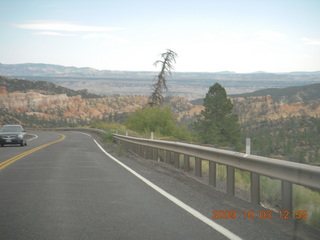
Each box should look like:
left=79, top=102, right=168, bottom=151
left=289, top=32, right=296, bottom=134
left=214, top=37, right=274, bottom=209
left=0, top=126, right=23, bottom=133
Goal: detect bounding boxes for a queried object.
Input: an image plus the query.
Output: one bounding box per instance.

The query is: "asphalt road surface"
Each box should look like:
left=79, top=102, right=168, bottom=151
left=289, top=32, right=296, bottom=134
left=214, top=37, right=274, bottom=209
left=0, top=131, right=319, bottom=240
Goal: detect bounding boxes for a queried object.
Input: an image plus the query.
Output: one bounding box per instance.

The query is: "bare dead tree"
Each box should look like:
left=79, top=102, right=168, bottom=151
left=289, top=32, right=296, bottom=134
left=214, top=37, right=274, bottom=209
left=148, top=49, right=178, bottom=107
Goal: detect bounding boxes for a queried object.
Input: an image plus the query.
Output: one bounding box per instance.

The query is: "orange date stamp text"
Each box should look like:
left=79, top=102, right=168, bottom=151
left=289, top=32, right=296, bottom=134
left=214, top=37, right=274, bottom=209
left=212, top=210, right=308, bottom=220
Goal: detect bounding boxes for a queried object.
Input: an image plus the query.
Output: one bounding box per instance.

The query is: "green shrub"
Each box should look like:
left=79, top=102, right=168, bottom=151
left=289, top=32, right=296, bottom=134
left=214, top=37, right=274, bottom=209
left=125, top=106, right=192, bottom=141
left=293, top=184, right=320, bottom=228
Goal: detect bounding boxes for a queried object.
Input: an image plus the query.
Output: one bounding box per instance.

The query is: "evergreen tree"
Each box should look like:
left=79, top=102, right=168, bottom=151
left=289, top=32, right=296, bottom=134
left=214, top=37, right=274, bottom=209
left=194, top=83, right=241, bottom=147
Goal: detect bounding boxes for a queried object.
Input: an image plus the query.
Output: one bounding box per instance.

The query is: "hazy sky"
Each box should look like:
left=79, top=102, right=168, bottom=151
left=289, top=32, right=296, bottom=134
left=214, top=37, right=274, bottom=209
left=1, top=0, right=319, bottom=73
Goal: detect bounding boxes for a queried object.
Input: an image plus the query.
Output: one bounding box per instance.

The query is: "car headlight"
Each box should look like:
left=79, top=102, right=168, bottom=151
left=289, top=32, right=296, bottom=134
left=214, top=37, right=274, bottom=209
left=18, top=134, right=23, bottom=138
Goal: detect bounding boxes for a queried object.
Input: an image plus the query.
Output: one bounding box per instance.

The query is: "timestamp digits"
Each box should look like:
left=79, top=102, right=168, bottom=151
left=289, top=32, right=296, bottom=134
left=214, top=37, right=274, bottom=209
left=279, top=210, right=308, bottom=219
left=212, top=210, right=238, bottom=219
left=212, top=210, right=308, bottom=220
left=212, top=210, right=273, bottom=220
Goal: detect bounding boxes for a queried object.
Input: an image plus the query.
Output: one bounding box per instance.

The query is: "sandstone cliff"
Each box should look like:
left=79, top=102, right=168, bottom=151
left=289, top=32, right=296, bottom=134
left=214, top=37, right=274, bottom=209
left=0, top=87, right=141, bottom=124
left=2, top=84, right=319, bottom=128
left=231, top=95, right=320, bottom=124
left=0, top=87, right=203, bottom=126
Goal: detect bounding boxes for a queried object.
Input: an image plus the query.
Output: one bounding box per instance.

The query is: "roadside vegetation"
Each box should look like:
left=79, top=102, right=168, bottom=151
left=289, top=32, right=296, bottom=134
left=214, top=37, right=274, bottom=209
left=91, top=78, right=320, bottom=228
left=241, top=116, right=320, bottom=165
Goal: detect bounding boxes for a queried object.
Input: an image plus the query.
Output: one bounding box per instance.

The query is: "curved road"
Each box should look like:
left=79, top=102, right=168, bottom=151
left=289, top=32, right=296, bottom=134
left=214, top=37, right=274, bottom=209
left=0, top=131, right=318, bottom=240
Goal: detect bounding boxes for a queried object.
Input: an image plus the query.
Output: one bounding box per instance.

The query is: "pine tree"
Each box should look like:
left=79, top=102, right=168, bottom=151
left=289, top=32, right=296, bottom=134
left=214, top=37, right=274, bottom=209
left=194, top=83, right=241, bottom=147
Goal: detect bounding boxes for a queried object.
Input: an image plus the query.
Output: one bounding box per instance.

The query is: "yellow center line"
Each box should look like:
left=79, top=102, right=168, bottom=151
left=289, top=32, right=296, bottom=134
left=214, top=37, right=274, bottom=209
left=0, top=133, right=66, bottom=171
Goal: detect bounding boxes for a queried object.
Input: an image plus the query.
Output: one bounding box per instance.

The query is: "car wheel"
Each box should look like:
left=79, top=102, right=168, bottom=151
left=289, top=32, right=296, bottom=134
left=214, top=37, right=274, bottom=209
left=20, top=142, right=24, bottom=146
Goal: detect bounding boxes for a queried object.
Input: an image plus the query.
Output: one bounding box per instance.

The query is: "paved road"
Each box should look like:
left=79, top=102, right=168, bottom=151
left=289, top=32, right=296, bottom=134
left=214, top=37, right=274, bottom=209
left=0, top=131, right=318, bottom=240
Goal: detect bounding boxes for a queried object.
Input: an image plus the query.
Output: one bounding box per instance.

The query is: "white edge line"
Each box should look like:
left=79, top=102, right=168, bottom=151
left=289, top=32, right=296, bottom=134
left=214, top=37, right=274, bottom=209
left=93, top=139, right=242, bottom=240
left=76, top=132, right=92, bottom=137
left=27, top=134, right=38, bottom=141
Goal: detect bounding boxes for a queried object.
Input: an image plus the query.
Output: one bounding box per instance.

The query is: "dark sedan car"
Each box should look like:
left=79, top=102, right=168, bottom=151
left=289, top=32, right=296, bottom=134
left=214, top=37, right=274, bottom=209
left=0, top=125, right=27, bottom=147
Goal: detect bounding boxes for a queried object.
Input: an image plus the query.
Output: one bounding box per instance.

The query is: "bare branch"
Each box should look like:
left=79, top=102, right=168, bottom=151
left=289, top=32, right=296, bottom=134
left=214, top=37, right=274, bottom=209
left=148, top=49, right=177, bottom=107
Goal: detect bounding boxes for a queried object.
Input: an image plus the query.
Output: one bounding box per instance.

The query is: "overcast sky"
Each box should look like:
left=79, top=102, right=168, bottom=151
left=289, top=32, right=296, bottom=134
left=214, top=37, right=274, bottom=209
left=1, top=0, right=319, bottom=73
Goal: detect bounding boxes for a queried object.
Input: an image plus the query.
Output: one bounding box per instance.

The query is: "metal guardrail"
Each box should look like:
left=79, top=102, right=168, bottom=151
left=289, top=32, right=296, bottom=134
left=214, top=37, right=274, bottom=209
left=30, top=128, right=320, bottom=213
left=28, top=127, right=107, bottom=135
left=113, top=134, right=320, bottom=213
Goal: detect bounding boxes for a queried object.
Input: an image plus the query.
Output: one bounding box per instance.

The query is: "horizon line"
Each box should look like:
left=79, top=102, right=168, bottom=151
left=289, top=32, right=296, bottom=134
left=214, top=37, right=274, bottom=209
left=0, top=62, right=319, bottom=75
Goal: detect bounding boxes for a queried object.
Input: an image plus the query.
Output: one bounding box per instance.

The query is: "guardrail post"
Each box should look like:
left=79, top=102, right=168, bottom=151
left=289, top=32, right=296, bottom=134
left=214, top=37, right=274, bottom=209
left=195, top=157, right=202, bottom=177
left=227, top=166, right=235, bottom=195
left=174, top=152, right=179, bottom=168
left=281, top=180, right=293, bottom=213
left=134, top=144, right=138, bottom=154
left=139, top=145, right=142, bottom=157
left=150, top=147, right=154, bottom=160
left=146, top=147, right=151, bottom=159
left=153, top=148, right=158, bottom=161
left=146, top=147, right=149, bottom=159
left=142, top=146, right=146, bottom=158
left=145, top=147, right=149, bottom=159
left=138, top=145, right=142, bottom=157
left=128, top=142, right=132, bottom=152
left=251, top=172, right=260, bottom=204
left=149, top=147, right=153, bottom=160
left=209, top=161, right=216, bottom=187
left=145, top=146, right=148, bottom=159
left=165, top=150, right=171, bottom=164
left=132, top=143, right=136, bottom=154
left=184, top=155, right=190, bottom=171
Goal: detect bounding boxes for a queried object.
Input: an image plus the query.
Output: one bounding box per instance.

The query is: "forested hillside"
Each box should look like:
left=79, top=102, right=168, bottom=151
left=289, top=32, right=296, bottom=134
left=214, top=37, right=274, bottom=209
left=230, top=83, right=320, bottom=103
left=190, top=83, right=320, bottom=164
left=230, top=83, right=320, bottom=165
left=0, top=76, right=100, bottom=98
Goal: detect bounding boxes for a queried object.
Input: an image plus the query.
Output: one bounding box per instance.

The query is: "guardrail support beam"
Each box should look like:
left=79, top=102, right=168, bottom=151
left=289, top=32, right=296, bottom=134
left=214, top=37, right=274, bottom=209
left=174, top=152, right=179, bottom=168
left=139, top=146, right=142, bottom=157
left=184, top=155, right=190, bottom=172
left=153, top=148, right=158, bottom=161
left=165, top=150, right=171, bottom=164
left=281, top=180, right=293, bottom=213
left=142, top=146, right=146, bottom=158
left=147, top=147, right=152, bottom=160
left=135, top=144, right=139, bottom=154
left=227, top=166, right=235, bottom=196
left=195, top=157, right=202, bottom=177
left=251, top=172, right=260, bottom=204
left=209, top=161, right=216, bottom=187
left=149, top=147, right=153, bottom=160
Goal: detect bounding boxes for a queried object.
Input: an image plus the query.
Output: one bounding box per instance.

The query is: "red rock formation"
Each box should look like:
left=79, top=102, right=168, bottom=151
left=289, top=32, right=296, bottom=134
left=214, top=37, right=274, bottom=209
left=0, top=87, right=8, bottom=95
